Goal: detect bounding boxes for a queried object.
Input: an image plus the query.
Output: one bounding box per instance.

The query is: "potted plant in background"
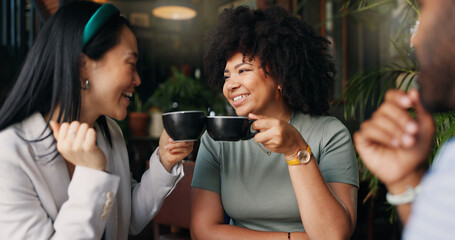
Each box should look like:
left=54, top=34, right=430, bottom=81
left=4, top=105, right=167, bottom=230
left=147, top=66, right=228, bottom=114
left=143, top=66, right=228, bottom=161
left=127, top=92, right=151, bottom=137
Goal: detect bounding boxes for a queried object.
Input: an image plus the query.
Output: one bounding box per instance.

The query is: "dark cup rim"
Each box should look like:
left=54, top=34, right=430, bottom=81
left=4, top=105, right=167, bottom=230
left=162, top=110, right=205, bottom=116
left=206, top=116, right=248, bottom=119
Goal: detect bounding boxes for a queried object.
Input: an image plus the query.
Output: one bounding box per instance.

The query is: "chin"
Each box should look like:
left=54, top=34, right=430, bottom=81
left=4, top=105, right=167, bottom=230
left=118, top=113, right=128, bottom=121
left=234, top=109, right=249, bottom=117
left=116, top=115, right=127, bottom=121
left=109, top=111, right=127, bottom=121
left=420, top=93, right=453, bottom=113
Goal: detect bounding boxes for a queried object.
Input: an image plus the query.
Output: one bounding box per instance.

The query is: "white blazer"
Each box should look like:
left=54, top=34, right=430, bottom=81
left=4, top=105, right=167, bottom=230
left=0, top=113, right=184, bottom=240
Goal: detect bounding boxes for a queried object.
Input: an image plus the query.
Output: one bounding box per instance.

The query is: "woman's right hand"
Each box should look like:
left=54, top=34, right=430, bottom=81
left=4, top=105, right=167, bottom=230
left=248, top=113, right=307, bottom=160
left=158, top=129, right=194, bottom=173
left=50, top=121, right=106, bottom=171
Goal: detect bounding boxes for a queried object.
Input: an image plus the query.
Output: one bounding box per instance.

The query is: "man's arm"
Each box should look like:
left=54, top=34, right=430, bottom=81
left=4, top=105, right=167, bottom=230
left=354, top=89, right=435, bottom=223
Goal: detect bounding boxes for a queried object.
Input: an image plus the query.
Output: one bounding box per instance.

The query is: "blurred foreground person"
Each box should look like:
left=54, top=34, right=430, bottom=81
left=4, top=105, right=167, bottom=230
left=354, top=0, right=455, bottom=239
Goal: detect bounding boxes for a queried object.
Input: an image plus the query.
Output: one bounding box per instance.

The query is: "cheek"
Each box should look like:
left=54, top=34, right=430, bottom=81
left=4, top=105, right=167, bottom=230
left=127, top=67, right=135, bottom=79
left=260, top=81, right=278, bottom=98
left=222, top=85, right=229, bottom=100
left=95, top=84, right=120, bottom=101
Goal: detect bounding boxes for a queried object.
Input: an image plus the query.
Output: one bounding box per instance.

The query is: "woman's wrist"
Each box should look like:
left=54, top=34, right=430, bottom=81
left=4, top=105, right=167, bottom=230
left=157, top=147, right=175, bottom=173
left=77, top=158, right=106, bottom=171
left=284, top=144, right=308, bottom=161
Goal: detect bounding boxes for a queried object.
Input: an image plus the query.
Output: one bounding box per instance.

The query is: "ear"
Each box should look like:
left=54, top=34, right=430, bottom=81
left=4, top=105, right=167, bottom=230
left=277, top=85, right=283, bottom=94
left=79, top=54, right=89, bottom=83
left=262, top=64, right=272, bottom=78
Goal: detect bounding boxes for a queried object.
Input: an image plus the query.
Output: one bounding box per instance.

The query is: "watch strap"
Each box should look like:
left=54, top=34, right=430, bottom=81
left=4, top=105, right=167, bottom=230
left=286, top=145, right=312, bottom=166
left=386, top=185, right=421, bottom=206
left=286, top=158, right=301, bottom=165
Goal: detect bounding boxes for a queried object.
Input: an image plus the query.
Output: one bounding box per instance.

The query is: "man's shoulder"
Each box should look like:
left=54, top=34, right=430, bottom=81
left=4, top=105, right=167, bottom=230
left=432, top=137, right=455, bottom=168
left=403, top=137, right=455, bottom=239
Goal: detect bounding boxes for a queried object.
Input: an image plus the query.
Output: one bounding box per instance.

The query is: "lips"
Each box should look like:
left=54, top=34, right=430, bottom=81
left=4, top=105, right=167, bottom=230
left=121, top=92, right=133, bottom=105
left=231, top=93, right=249, bottom=109
left=122, top=91, right=133, bottom=99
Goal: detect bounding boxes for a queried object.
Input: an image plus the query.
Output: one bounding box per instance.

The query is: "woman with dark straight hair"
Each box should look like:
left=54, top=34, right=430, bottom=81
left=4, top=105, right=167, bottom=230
left=0, top=1, right=193, bottom=239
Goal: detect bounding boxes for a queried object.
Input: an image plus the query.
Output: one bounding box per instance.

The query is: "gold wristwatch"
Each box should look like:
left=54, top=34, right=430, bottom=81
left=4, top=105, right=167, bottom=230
left=286, top=145, right=312, bottom=166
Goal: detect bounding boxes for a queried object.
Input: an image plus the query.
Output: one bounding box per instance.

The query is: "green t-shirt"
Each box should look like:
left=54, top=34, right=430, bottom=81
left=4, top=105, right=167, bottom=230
left=191, top=112, right=359, bottom=232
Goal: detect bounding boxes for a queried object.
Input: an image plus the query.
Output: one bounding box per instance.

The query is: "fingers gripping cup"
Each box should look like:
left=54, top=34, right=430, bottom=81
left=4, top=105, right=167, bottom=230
left=205, top=116, right=257, bottom=141
left=162, top=111, right=206, bottom=141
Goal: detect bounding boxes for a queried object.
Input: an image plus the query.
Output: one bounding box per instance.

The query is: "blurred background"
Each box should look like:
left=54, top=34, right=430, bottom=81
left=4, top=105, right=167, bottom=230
left=1, top=0, right=425, bottom=239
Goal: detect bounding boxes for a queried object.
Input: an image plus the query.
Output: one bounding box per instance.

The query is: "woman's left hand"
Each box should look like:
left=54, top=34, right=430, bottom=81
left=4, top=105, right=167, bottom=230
left=158, top=129, right=194, bottom=173
left=50, top=121, right=107, bottom=171
left=249, top=113, right=306, bottom=159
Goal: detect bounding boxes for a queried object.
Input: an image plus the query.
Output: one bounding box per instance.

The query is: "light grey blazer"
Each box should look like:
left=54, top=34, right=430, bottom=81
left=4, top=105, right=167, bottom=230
left=0, top=113, right=183, bottom=240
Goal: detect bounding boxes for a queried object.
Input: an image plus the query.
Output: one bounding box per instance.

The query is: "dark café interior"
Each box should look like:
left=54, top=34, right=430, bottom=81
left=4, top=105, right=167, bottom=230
left=0, top=0, right=430, bottom=239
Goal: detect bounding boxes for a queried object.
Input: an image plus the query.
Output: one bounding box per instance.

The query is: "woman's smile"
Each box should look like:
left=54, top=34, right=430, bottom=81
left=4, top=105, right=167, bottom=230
left=231, top=93, right=250, bottom=107
left=121, top=91, right=133, bottom=105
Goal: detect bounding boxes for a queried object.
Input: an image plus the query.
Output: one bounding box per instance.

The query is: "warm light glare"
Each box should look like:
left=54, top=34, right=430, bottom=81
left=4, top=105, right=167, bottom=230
left=152, top=5, right=197, bottom=20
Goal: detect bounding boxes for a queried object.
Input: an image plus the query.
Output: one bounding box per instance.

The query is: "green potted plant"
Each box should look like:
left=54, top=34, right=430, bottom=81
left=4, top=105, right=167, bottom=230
left=147, top=66, right=227, bottom=114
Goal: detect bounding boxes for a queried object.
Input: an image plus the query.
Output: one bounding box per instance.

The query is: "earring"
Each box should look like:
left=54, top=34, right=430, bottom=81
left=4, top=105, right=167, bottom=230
left=278, top=86, right=282, bottom=94
left=82, top=79, right=89, bottom=90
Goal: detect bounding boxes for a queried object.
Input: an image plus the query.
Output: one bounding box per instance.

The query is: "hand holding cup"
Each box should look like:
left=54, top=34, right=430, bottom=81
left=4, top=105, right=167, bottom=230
left=158, top=129, right=194, bottom=173
left=160, top=111, right=203, bottom=172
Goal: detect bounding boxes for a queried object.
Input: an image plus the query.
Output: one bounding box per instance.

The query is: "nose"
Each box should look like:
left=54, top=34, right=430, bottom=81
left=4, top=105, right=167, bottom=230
left=133, top=71, right=141, bottom=87
left=224, top=76, right=241, bottom=91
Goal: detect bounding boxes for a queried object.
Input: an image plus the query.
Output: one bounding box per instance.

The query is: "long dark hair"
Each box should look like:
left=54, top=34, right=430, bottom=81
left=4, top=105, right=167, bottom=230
left=204, top=6, right=335, bottom=115
left=0, top=1, right=129, bottom=145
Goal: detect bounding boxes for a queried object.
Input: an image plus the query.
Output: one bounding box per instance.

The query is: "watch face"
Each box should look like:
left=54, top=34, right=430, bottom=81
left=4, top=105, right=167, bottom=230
left=298, top=150, right=311, bottom=164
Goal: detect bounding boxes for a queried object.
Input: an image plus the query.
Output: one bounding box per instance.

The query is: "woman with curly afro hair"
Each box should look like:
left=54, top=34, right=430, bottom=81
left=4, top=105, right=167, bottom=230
left=191, top=6, right=358, bottom=240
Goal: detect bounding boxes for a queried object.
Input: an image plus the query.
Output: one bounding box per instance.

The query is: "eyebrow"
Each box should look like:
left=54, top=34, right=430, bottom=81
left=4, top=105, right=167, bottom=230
left=224, top=62, right=253, bottom=73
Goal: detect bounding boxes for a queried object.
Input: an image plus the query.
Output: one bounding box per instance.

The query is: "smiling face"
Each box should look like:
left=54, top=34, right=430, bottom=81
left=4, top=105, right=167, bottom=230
left=223, top=52, right=290, bottom=119
left=412, top=0, right=455, bottom=112
left=81, top=26, right=140, bottom=123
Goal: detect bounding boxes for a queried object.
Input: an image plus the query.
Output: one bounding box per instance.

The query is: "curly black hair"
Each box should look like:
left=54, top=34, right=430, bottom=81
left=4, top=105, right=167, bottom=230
left=203, top=6, right=335, bottom=115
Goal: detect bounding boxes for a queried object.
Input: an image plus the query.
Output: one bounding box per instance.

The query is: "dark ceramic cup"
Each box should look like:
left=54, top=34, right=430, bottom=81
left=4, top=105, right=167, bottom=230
left=205, top=116, right=257, bottom=141
left=162, top=111, right=206, bottom=141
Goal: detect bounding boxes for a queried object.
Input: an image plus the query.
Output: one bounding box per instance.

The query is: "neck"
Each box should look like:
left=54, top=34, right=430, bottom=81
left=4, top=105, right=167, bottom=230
left=271, top=89, right=292, bottom=122
left=80, top=111, right=98, bottom=128
left=44, top=105, right=97, bottom=127
left=44, top=105, right=61, bottom=123
left=259, top=101, right=292, bottom=122
left=274, top=105, right=292, bottom=122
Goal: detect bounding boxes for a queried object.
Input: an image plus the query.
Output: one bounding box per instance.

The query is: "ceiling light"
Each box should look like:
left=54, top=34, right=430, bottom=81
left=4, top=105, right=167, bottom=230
left=152, top=1, right=197, bottom=20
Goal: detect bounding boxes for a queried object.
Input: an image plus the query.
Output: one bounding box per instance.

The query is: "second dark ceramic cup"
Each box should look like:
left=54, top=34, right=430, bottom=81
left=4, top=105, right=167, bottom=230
left=205, top=116, right=256, bottom=141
